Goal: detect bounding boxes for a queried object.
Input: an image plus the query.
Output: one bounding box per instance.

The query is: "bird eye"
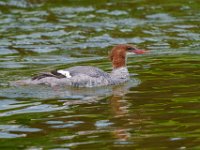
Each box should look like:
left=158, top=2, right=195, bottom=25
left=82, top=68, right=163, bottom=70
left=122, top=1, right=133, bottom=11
left=126, top=47, right=135, bottom=51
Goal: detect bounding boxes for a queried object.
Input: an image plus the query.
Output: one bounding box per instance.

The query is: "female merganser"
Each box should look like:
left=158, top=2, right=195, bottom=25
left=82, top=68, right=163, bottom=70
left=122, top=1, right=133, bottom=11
left=11, top=44, right=147, bottom=87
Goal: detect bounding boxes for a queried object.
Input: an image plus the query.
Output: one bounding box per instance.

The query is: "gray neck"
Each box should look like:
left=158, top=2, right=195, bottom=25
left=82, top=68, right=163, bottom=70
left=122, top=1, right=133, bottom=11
left=110, top=67, right=130, bottom=83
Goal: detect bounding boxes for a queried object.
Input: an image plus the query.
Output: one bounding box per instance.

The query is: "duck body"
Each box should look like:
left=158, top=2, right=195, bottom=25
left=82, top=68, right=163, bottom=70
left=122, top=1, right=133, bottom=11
left=13, top=66, right=129, bottom=87
left=11, top=44, right=146, bottom=87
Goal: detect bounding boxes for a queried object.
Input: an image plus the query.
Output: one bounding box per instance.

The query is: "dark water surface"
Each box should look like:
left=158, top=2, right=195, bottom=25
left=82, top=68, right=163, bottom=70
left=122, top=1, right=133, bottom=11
left=0, top=0, right=200, bottom=149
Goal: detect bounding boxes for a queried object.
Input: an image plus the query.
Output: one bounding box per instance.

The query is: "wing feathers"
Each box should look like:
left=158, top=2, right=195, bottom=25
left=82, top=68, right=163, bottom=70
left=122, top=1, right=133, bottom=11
left=32, top=70, right=66, bottom=80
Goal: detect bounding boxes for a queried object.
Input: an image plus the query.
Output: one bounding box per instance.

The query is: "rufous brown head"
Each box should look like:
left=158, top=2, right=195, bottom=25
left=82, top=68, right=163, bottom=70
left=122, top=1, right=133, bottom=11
left=109, top=44, right=147, bottom=69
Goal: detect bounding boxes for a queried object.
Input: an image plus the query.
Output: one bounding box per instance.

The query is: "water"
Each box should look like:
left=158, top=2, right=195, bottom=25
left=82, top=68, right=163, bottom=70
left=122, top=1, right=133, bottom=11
left=0, top=0, right=200, bottom=149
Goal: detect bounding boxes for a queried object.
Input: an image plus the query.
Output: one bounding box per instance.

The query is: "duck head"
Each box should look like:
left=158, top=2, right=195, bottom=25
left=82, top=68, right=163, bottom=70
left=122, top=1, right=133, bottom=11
left=109, top=44, right=147, bottom=69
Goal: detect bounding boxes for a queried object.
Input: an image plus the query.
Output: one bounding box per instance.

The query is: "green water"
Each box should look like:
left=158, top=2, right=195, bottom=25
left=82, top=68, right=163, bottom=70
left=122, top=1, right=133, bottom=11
left=0, top=0, right=200, bottom=149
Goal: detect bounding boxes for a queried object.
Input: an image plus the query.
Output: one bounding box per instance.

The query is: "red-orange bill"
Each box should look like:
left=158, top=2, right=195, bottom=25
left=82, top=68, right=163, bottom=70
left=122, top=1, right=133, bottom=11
left=133, top=49, right=148, bottom=54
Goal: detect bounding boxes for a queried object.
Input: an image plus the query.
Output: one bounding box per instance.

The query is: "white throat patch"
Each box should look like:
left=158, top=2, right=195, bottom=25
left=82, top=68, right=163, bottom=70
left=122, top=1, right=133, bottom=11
left=57, top=70, right=72, bottom=78
left=126, top=52, right=136, bottom=56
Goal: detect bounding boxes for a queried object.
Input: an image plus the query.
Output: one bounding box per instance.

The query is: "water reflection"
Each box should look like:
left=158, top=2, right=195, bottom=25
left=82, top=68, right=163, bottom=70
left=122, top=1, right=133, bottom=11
left=109, top=79, right=146, bottom=143
left=0, top=79, right=141, bottom=147
left=0, top=79, right=140, bottom=114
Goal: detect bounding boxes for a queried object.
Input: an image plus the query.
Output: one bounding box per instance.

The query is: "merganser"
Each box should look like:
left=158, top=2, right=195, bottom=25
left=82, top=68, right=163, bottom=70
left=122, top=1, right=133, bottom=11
left=11, top=44, right=147, bottom=87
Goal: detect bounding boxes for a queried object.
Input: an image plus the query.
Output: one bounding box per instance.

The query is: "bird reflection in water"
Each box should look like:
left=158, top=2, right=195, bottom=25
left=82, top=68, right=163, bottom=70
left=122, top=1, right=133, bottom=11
left=109, top=79, right=141, bottom=142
